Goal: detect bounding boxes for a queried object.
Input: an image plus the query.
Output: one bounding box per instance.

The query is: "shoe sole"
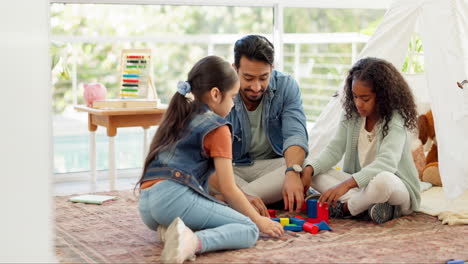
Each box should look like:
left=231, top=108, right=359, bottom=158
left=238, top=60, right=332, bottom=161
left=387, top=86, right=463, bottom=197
left=157, top=225, right=167, bottom=243
left=369, top=203, right=394, bottom=224
left=305, top=193, right=321, bottom=201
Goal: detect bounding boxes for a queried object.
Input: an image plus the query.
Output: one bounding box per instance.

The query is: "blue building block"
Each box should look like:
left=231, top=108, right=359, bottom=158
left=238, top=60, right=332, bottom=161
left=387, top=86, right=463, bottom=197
left=290, top=217, right=305, bottom=226
left=307, top=199, right=318, bottom=218
left=284, top=224, right=302, bottom=232
left=316, top=220, right=332, bottom=231
left=446, top=260, right=464, bottom=264
left=271, top=218, right=280, bottom=222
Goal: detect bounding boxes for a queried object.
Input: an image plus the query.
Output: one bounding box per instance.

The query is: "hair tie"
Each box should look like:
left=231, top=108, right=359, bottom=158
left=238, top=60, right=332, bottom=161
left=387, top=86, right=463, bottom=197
left=177, top=81, right=191, bottom=96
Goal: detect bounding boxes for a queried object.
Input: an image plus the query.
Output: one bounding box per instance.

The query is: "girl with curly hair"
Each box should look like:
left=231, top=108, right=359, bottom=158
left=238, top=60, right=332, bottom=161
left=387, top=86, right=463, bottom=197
left=301, top=57, right=421, bottom=224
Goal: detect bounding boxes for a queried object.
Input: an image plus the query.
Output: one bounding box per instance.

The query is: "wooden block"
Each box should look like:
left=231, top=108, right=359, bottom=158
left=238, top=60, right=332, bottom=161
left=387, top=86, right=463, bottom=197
left=290, top=217, right=305, bottom=226
left=303, top=222, right=319, bottom=234
left=318, top=203, right=329, bottom=224
left=268, top=209, right=276, bottom=218
left=284, top=224, right=302, bottom=232
left=280, top=218, right=290, bottom=226
left=307, top=199, right=318, bottom=218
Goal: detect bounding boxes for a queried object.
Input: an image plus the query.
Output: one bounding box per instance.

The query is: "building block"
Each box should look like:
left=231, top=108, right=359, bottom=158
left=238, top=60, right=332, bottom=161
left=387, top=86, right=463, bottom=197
left=284, top=224, right=302, bottom=232
left=317, top=202, right=329, bottom=224
left=271, top=218, right=280, bottom=222
left=307, top=199, right=318, bottom=218
left=289, top=217, right=305, bottom=226
left=446, top=260, right=464, bottom=264
left=268, top=209, right=276, bottom=218
left=316, top=220, right=332, bottom=231
left=301, top=201, right=307, bottom=211
left=280, top=218, right=289, bottom=226
left=303, top=222, right=319, bottom=234
left=295, top=215, right=305, bottom=220
left=306, top=217, right=321, bottom=224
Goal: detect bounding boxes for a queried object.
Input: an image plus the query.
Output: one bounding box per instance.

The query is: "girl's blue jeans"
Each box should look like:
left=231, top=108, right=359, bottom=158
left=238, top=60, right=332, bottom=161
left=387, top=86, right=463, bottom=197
left=138, top=180, right=259, bottom=253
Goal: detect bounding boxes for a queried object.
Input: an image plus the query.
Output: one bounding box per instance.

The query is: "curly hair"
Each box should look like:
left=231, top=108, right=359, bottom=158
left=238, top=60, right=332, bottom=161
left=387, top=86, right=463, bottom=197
left=342, top=57, right=418, bottom=138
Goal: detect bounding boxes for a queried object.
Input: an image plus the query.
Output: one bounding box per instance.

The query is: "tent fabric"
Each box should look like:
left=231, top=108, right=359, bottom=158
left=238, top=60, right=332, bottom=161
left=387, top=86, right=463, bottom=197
left=419, top=187, right=468, bottom=225
left=307, top=0, right=468, bottom=199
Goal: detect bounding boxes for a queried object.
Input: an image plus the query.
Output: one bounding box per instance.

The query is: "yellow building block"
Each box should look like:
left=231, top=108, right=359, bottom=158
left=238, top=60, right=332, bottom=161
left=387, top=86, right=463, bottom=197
left=280, top=218, right=289, bottom=226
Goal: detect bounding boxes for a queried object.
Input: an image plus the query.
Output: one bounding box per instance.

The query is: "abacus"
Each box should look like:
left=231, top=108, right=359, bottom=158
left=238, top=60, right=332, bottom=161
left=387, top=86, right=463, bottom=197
left=119, top=49, right=157, bottom=99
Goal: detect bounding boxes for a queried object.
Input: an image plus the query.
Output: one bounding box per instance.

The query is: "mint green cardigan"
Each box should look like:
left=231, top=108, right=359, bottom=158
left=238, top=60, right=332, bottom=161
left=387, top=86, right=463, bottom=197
left=305, top=112, right=421, bottom=211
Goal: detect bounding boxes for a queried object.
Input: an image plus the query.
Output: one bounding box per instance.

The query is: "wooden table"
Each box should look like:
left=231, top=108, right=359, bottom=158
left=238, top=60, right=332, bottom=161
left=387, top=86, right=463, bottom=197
left=75, top=106, right=166, bottom=191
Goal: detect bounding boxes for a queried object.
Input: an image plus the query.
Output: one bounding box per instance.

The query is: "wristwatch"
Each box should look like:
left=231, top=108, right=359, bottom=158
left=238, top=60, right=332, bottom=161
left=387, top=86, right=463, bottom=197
left=285, top=164, right=303, bottom=174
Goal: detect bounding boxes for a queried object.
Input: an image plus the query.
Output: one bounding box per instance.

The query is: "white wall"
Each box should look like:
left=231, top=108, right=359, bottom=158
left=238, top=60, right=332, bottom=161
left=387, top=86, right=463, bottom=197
left=0, top=0, right=54, bottom=262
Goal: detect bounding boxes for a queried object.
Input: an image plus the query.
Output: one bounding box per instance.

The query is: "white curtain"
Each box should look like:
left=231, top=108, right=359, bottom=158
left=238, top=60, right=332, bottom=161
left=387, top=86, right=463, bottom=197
left=421, top=0, right=468, bottom=198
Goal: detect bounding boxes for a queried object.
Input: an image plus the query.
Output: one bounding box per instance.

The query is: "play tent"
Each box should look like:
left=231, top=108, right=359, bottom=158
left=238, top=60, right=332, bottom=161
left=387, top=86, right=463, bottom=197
left=308, top=0, right=468, bottom=199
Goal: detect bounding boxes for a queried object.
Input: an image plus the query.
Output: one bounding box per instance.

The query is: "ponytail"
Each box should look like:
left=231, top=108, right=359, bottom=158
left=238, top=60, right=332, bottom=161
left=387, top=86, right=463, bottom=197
left=135, top=55, right=238, bottom=192
left=136, top=92, right=201, bottom=191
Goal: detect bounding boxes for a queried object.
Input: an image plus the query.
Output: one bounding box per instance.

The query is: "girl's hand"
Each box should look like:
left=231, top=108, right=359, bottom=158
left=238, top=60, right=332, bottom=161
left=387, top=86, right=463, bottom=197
left=318, top=183, right=348, bottom=207
left=318, top=177, right=357, bottom=207
left=255, top=216, right=284, bottom=238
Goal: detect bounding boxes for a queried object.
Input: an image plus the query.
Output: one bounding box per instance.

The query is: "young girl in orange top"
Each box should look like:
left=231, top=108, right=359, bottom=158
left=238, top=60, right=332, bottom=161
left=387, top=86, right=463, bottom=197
left=136, top=56, right=283, bottom=264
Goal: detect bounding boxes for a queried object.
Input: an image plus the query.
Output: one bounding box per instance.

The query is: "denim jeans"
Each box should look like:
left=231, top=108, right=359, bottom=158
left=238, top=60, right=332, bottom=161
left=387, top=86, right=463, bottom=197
left=138, top=180, right=259, bottom=253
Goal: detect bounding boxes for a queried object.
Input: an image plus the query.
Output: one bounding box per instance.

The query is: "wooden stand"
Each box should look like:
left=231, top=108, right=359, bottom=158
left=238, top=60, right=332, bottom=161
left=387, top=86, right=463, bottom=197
left=75, top=105, right=166, bottom=191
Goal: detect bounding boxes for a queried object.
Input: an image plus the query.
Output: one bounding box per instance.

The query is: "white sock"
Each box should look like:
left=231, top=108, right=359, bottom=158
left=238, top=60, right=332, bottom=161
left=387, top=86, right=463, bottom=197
left=157, top=225, right=167, bottom=243
left=161, top=217, right=199, bottom=264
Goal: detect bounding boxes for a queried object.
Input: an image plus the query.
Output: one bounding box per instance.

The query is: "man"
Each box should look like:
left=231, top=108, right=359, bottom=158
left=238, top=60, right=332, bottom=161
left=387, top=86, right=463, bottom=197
left=210, top=35, right=309, bottom=215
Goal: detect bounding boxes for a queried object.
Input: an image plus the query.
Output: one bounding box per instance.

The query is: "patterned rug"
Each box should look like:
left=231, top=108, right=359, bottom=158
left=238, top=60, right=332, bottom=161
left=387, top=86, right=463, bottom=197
left=55, top=190, right=468, bottom=263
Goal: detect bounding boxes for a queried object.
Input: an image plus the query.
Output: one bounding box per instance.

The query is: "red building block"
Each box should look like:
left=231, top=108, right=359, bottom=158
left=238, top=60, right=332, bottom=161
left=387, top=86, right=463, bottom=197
left=306, top=217, right=321, bottom=224
left=268, top=209, right=276, bottom=218
left=303, top=222, right=319, bottom=234
left=317, top=203, right=329, bottom=224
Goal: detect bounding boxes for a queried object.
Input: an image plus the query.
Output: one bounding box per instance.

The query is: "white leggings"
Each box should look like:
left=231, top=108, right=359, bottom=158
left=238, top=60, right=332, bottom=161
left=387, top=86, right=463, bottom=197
left=311, top=169, right=413, bottom=216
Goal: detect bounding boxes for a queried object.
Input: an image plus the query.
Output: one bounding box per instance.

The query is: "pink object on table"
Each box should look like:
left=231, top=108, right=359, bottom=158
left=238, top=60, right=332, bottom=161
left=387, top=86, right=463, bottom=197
left=83, top=83, right=107, bottom=107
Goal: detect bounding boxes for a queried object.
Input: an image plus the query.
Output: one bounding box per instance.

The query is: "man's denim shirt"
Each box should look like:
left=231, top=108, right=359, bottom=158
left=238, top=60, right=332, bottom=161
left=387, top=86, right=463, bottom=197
left=227, top=70, right=309, bottom=165
left=143, top=107, right=229, bottom=204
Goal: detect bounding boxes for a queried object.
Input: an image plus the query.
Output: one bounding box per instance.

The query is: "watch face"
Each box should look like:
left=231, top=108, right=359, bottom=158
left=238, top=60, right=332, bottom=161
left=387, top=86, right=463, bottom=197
left=293, top=164, right=302, bottom=172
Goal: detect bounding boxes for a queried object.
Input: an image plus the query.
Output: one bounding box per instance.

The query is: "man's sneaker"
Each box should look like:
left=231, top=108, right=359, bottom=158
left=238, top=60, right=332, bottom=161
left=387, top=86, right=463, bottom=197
left=368, top=202, right=402, bottom=224
left=328, top=201, right=347, bottom=218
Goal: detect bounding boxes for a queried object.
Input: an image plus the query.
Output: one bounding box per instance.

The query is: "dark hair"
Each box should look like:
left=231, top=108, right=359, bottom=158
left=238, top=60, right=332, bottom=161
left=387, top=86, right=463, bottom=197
left=135, top=56, right=238, bottom=190
left=234, top=35, right=274, bottom=68
left=343, top=57, right=418, bottom=138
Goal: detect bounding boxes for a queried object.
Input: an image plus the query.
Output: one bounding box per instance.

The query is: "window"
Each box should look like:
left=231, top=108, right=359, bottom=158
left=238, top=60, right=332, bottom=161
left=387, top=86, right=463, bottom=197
left=282, top=8, right=385, bottom=121
left=402, top=33, right=424, bottom=74
left=50, top=2, right=387, bottom=176
left=51, top=3, right=273, bottom=174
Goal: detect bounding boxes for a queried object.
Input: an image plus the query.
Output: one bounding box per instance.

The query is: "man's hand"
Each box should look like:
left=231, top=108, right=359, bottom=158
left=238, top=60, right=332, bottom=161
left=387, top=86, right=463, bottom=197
left=282, top=171, right=304, bottom=213
left=301, top=165, right=314, bottom=193
left=244, top=193, right=269, bottom=217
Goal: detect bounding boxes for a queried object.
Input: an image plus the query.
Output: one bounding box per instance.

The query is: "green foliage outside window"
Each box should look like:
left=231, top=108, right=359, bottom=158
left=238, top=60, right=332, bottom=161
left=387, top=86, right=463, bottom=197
left=50, top=4, right=273, bottom=113
left=402, top=34, right=425, bottom=73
